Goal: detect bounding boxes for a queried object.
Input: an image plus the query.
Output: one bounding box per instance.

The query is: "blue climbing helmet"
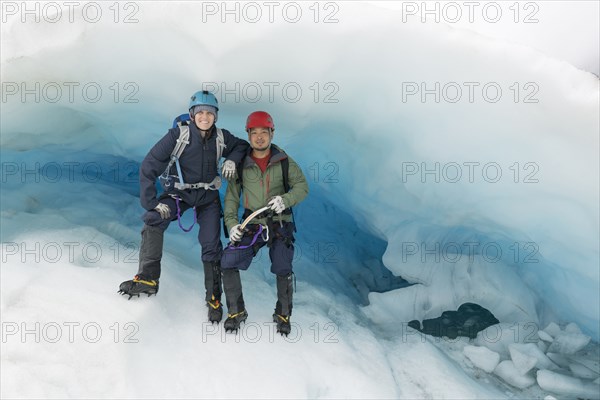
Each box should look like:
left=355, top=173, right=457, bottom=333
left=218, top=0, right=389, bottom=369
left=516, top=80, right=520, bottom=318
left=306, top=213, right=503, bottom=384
left=189, top=90, right=219, bottom=122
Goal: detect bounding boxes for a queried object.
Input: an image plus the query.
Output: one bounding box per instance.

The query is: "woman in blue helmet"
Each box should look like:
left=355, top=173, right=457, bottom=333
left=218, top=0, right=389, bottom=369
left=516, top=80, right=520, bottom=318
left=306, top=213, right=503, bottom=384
left=119, top=90, right=249, bottom=324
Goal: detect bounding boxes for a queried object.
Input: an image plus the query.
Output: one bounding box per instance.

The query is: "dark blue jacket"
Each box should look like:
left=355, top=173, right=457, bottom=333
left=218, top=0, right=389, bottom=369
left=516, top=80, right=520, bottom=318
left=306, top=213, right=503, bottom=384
left=140, top=124, right=249, bottom=210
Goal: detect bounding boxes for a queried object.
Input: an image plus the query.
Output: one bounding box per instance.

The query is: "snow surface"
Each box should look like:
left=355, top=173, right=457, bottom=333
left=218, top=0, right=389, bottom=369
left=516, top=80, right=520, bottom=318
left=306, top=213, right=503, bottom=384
left=1, top=1, right=599, bottom=399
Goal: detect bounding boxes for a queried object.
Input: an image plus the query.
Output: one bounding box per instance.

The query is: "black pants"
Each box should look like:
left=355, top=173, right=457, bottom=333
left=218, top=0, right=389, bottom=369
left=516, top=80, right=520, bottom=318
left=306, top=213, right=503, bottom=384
left=137, top=196, right=223, bottom=279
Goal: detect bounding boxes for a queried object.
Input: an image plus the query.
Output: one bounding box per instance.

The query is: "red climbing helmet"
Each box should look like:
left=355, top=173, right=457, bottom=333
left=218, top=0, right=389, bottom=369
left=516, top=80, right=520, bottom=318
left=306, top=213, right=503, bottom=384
left=246, top=111, right=274, bottom=131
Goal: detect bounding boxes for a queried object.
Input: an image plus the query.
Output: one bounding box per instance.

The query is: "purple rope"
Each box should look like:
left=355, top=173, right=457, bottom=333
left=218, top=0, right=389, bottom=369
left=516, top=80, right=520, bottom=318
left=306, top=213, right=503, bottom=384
left=227, top=225, right=264, bottom=250
left=175, top=197, right=196, bottom=232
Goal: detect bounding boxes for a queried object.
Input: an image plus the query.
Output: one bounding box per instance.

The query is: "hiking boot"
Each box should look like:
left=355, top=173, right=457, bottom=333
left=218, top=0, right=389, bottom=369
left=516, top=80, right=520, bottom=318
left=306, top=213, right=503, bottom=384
left=118, top=275, right=159, bottom=299
left=273, top=313, right=291, bottom=336
left=207, top=295, right=223, bottom=324
left=224, top=310, right=248, bottom=333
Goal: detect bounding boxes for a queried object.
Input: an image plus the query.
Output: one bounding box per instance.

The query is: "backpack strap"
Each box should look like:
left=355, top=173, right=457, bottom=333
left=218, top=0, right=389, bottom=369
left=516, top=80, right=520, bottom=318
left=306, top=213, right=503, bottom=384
left=160, top=123, right=190, bottom=186
left=236, top=159, right=245, bottom=189
left=171, top=123, right=190, bottom=186
left=280, top=157, right=297, bottom=232
left=216, top=128, right=226, bottom=172
left=281, top=157, right=290, bottom=193
left=173, top=123, right=190, bottom=159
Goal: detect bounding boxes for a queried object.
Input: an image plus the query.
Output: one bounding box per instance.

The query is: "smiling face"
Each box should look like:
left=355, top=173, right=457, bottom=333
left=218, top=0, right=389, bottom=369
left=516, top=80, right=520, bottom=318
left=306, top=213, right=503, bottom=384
left=193, top=110, right=215, bottom=131
left=248, top=127, right=273, bottom=152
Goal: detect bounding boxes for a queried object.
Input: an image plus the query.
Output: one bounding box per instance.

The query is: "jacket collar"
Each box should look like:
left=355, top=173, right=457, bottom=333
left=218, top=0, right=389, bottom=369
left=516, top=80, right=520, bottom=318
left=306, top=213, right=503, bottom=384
left=243, top=144, right=287, bottom=168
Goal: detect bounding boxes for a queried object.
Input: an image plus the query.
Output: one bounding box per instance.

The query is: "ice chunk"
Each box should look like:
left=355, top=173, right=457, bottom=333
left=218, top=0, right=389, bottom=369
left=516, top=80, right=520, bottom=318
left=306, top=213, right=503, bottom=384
left=577, top=357, right=600, bottom=375
left=509, top=343, right=558, bottom=371
left=546, top=353, right=571, bottom=369
left=538, top=330, right=554, bottom=342
left=475, top=323, right=538, bottom=357
left=569, top=362, right=599, bottom=380
left=570, top=356, right=600, bottom=374
left=547, top=332, right=591, bottom=355
left=463, top=345, right=500, bottom=373
left=494, top=361, right=536, bottom=389
left=543, top=396, right=557, bottom=400
left=543, top=322, right=562, bottom=338
left=509, top=345, right=538, bottom=375
left=564, top=322, right=582, bottom=334
left=537, top=370, right=600, bottom=399
left=537, top=340, right=549, bottom=353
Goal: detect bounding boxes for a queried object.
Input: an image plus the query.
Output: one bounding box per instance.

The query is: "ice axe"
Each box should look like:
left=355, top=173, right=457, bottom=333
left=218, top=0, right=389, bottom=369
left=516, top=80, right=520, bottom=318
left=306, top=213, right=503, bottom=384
left=239, top=206, right=271, bottom=231
left=228, top=206, right=272, bottom=249
left=241, top=201, right=284, bottom=230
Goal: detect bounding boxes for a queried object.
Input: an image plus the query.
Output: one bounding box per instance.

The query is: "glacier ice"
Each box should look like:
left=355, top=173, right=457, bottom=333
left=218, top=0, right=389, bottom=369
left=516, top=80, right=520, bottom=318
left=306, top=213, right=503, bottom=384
left=1, top=1, right=598, bottom=398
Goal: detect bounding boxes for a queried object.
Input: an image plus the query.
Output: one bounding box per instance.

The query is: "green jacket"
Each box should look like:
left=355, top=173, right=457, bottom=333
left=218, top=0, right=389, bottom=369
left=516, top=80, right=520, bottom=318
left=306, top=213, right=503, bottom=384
left=224, top=145, right=309, bottom=232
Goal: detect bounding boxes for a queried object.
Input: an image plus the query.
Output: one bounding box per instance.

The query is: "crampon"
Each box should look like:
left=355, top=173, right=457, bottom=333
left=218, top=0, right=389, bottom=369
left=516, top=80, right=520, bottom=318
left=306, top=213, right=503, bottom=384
left=118, top=276, right=159, bottom=300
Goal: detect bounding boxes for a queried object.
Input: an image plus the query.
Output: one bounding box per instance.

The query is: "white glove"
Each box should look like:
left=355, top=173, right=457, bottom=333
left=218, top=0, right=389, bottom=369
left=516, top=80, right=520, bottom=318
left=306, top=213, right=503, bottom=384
left=229, top=224, right=244, bottom=242
left=267, top=196, right=285, bottom=214
left=221, top=160, right=237, bottom=180
left=154, top=203, right=171, bottom=219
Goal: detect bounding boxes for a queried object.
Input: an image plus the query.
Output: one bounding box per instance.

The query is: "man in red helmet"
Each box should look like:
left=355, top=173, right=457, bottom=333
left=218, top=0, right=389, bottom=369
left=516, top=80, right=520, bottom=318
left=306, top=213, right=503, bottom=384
left=220, top=111, right=309, bottom=336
